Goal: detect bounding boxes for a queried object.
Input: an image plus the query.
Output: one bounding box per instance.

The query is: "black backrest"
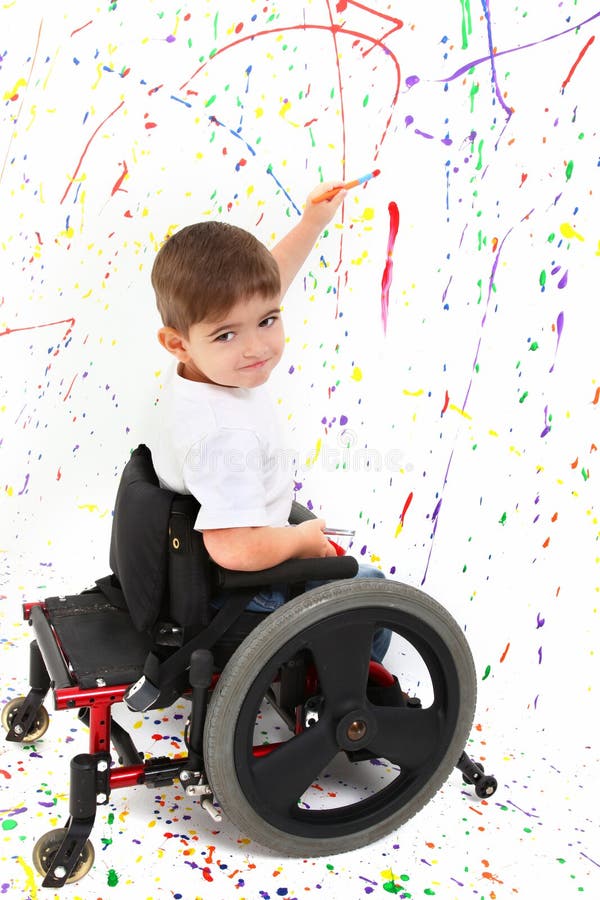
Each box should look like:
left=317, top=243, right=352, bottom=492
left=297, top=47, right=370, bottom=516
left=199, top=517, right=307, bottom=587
left=109, top=444, right=213, bottom=632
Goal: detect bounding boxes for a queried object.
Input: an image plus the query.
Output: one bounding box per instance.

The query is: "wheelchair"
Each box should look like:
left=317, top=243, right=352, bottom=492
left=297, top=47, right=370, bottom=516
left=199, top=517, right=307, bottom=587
left=3, top=444, right=497, bottom=888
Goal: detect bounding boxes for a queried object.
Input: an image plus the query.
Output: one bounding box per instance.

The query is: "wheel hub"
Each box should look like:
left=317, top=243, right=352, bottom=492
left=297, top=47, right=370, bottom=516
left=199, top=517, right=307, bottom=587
left=336, top=710, right=376, bottom=751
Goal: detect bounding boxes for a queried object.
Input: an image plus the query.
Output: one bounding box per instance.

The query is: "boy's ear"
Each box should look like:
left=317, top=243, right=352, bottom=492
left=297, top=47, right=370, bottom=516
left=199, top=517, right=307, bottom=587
left=157, top=326, right=190, bottom=362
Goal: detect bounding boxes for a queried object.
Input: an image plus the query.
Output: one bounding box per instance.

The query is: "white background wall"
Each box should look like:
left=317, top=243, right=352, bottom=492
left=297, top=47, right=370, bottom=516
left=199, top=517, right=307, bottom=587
left=1, top=2, right=598, bottom=896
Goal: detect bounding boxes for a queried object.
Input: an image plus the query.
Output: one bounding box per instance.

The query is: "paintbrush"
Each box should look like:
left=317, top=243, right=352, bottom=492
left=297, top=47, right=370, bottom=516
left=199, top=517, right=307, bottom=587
left=312, top=169, right=381, bottom=203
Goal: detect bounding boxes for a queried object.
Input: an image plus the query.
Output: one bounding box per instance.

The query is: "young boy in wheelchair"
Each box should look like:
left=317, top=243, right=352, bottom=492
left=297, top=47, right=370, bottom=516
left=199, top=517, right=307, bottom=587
left=149, top=182, right=390, bottom=661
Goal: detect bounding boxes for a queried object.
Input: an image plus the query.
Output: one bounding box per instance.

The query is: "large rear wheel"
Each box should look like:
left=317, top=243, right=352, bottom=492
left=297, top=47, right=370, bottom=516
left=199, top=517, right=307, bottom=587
left=204, top=579, right=476, bottom=856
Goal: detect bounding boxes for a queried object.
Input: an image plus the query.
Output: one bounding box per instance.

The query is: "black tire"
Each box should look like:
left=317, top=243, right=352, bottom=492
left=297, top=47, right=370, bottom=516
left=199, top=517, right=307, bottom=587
left=204, top=579, right=476, bottom=856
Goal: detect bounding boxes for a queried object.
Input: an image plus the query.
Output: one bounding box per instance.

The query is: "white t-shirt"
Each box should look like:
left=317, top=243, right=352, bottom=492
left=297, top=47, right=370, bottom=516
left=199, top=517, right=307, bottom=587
left=151, top=364, right=294, bottom=531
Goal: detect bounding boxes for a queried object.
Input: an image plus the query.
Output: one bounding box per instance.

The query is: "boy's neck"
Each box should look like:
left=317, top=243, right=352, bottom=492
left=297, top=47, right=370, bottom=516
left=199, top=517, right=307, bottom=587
left=178, top=361, right=240, bottom=389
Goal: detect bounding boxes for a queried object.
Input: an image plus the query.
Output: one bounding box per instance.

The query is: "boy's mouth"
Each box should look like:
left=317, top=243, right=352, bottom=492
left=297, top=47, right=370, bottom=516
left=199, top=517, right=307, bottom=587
left=240, top=359, right=269, bottom=371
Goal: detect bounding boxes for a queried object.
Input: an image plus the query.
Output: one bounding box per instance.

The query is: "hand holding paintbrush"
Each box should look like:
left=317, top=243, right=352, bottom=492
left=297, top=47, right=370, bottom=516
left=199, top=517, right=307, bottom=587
left=311, top=169, right=381, bottom=203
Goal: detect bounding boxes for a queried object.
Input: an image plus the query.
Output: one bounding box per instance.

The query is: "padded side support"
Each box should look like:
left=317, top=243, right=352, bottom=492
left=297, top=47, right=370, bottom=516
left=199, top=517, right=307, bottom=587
left=216, top=554, right=359, bottom=590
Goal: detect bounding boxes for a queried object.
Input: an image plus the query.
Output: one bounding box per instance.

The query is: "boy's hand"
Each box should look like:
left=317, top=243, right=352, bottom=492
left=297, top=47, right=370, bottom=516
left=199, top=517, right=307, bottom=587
left=295, top=518, right=338, bottom=558
left=302, top=181, right=347, bottom=228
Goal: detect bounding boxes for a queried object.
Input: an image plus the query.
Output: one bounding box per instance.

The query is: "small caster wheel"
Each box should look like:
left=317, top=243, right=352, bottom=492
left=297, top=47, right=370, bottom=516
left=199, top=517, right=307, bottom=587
left=32, top=828, right=95, bottom=884
left=475, top=774, right=498, bottom=798
left=1, top=697, right=50, bottom=742
left=462, top=760, right=483, bottom=786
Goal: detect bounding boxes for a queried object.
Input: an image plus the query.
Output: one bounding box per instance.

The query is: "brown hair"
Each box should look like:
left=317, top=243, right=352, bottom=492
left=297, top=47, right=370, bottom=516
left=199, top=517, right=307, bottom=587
left=151, top=221, right=281, bottom=335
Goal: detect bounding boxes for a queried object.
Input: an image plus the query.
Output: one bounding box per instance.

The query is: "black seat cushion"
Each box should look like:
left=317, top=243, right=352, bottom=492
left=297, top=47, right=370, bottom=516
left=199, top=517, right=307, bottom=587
left=46, top=593, right=153, bottom=688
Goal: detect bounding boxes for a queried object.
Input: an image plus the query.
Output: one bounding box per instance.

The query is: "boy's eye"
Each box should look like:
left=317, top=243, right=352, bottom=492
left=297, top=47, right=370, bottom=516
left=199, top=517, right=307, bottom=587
left=259, top=315, right=277, bottom=328
left=215, top=331, right=235, bottom=343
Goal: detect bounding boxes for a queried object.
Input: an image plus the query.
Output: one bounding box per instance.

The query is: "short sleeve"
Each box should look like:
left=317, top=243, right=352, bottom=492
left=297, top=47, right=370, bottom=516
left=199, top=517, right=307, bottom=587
left=183, top=428, right=270, bottom=530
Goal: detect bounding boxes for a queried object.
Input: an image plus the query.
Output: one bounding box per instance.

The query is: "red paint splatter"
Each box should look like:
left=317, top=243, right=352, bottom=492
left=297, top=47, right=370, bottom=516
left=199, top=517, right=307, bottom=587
left=562, top=34, right=595, bottom=91
left=441, top=389, right=450, bottom=414
left=60, top=101, right=125, bottom=204
left=111, top=160, right=129, bottom=195
left=380, top=201, right=399, bottom=334
left=400, top=491, right=413, bottom=526
left=70, top=20, right=93, bottom=38
left=63, top=375, right=77, bottom=403
left=0, top=318, right=75, bottom=340
left=499, top=643, right=510, bottom=663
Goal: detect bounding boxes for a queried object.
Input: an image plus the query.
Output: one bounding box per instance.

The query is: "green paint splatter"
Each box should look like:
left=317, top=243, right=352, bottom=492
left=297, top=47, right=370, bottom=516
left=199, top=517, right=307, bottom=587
left=107, top=869, right=119, bottom=887
left=2, top=819, right=18, bottom=831
left=482, top=665, right=491, bottom=680
left=460, top=0, right=472, bottom=48
left=363, top=94, right=369, bottom=107
left=469, top=81, right=479, bottom=112
left=205, top=94, right=216, bottom=107
left=475, top=139, right=484, bottom=170
left=519, top=392, right=528, bottom=403
left=539, top=269, right=547, bottom=288
left=383, top=882, right=402, bottom=895
left=565, top=159, right=574, bottom=180
left=499, top=512, right=507, bottom=524
left=529, top=341, right=539, bottom=351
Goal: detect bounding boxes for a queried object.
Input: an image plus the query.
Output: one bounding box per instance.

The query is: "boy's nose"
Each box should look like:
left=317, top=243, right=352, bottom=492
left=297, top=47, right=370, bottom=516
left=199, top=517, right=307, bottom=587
left=242, top=335, right=267, bottom=358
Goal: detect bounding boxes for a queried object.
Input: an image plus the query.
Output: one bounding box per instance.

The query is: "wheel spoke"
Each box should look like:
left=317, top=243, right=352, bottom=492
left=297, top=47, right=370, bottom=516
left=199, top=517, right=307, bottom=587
left=367, top=705, right=443, bottom=770
left=248, top=719, right=339, bottom=814
left=308, top=619, right=373, bottom=713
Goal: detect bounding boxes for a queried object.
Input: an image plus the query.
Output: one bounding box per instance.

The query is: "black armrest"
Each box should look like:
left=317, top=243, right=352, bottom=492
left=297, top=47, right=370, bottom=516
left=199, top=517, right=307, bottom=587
left=216, top=555, right=359, bottom=590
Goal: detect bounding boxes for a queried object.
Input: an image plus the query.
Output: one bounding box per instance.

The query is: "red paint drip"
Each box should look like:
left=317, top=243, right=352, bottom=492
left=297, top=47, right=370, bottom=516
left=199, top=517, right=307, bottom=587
left=380, top=201, right=399, bottom=334
left=111, top=160, right=129, bottom=196
left=561, top=34, right=595, bottom=91
left=400, top=491, right=413, bottom=525
left=60, top=101, right=125, bottom=205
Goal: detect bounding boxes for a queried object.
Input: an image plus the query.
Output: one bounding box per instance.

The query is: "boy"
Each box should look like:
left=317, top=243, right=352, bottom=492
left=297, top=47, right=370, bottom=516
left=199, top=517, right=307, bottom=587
left=150, top=182, right=389, bottom=660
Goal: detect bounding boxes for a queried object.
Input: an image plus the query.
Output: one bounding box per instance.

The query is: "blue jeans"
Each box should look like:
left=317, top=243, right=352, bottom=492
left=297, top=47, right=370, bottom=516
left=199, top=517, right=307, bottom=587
left=214, top=564, right=392, bottom=663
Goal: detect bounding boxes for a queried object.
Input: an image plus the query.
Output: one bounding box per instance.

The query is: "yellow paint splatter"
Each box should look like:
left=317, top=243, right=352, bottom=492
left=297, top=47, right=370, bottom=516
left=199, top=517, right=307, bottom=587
left=449, top=403, right=473, bottom=420
left=351, top=366, right=363, bottom=382
left=3, top=78, right=27, bottom=100
left=305, top=438, right=322, bottom=467
left=403, top=388, right=423, bottom=397
left=16, top=856, right=38, bottom=899
left=560, top=222, right=584, bottom=241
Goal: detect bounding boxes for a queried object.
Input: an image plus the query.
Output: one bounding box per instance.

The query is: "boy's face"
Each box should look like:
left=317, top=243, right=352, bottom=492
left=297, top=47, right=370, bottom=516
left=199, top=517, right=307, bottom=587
left=160, top=293, right=285, bottom=388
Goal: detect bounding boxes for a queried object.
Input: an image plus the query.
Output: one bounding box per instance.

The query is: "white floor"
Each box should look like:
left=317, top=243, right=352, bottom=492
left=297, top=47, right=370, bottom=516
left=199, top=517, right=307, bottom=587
left=1, top=566, right=598, bottom=900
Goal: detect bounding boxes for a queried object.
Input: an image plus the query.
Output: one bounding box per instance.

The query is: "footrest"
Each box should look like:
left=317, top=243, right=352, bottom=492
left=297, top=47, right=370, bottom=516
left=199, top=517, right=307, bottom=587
left=45, top=592, right=153, bottom=689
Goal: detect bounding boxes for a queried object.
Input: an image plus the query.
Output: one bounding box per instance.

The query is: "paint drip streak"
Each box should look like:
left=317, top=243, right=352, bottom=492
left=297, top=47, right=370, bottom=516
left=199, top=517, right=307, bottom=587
left=381, top=201, right=399, bottom=334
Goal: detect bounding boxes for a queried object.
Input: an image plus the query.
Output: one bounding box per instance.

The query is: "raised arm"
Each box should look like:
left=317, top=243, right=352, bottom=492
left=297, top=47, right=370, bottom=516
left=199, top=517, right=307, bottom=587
left=271, top=182, right=346, bottom=298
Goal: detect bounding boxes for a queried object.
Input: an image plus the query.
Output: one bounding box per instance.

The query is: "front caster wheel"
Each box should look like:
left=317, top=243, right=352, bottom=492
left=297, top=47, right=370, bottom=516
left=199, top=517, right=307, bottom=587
left=1, top=697, right=50, bottom=742
left=475, top=774, right=498, bottom=798
left=462, top=761, right=498, bottom=798
left=32, top=828, right=95, bottom=884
